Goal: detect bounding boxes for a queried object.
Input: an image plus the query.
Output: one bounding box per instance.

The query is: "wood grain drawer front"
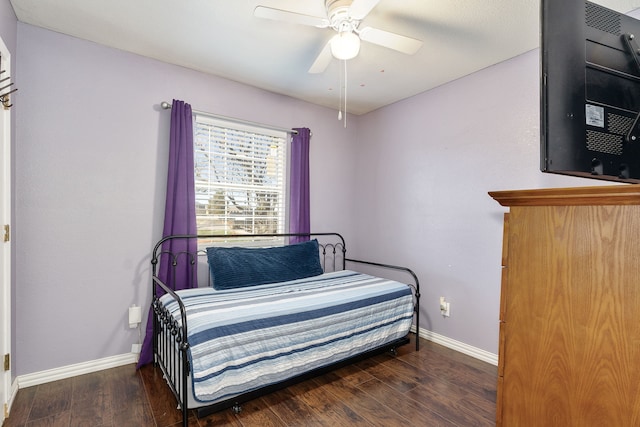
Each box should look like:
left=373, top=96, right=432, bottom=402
left=502, top=204, right=640, bottom=426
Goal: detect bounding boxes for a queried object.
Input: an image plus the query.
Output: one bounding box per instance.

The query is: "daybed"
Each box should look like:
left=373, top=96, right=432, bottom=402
left=150, top=232, right=420, bottom=426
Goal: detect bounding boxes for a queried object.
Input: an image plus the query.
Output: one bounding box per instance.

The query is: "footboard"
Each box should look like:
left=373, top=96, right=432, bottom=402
left=346, top=257, right=421, bottom=349
left=150, top=232, right=420, bottom=427
left=152, top=279, right=189, bottom=415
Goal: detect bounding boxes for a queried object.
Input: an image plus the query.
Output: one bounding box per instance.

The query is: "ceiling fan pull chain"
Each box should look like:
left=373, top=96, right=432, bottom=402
left=338, top=58, right=343, bottom=121
left=344, top=59, right=348, bottom=128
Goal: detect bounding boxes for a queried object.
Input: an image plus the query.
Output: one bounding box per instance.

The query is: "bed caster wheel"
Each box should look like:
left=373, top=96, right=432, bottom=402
left=389, top=348, right=397, bottom=356
left=232, top=403, right=242, bottom=414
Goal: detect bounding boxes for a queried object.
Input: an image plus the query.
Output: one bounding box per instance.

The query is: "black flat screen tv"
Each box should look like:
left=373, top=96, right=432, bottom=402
left=541, top=0, right=640, bottom=183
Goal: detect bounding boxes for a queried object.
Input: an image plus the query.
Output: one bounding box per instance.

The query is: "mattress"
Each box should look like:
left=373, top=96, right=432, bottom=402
left=160, top=269, right=414, bottom=404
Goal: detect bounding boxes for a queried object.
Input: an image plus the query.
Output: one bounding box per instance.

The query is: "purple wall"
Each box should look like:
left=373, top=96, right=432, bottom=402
left=356, top=51, right=606, bottom=354
left=14, top=22, right=359, bottom=376
left=0, top=0, right=17, bottom=55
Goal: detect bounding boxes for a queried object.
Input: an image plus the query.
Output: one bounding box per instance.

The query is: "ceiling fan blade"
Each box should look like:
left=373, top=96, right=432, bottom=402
left=254, top=6, right=329, bottom=28
left=308, top=41, right=333, bottom=74
left=358, top=27, right=423, bottom=55
left=348, top=0, right=381, bottom=20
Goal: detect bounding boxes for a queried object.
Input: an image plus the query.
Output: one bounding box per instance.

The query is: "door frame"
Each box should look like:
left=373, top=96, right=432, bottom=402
left=0, top=33, right=12, bottom=422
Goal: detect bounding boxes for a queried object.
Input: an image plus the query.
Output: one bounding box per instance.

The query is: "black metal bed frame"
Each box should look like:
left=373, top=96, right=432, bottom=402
left=150, top=232, right=421, bottom=427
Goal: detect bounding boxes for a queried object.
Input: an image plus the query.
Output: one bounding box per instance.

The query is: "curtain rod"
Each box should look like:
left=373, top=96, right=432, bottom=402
left=160, top=101, right=298, bottom=135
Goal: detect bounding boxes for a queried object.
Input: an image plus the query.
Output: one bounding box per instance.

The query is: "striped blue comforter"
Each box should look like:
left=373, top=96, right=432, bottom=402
left=160, top=269, right=414, bottom=403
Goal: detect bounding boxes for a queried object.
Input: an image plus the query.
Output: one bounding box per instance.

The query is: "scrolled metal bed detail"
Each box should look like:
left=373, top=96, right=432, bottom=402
left=150, top=232, right=420, bottom=427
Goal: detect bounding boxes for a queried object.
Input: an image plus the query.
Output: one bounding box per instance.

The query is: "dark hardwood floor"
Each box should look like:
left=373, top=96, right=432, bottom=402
left=3, top=336, right=497, bottom=426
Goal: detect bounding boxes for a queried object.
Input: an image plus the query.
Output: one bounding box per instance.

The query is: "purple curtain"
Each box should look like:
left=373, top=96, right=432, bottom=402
left=137, top=99, right=197, bottom=368
left=289, top=128, right=311, bottom=244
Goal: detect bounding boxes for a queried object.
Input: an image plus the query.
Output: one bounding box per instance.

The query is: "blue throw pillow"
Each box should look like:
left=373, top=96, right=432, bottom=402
left=206, top=239, right=324, bottom=290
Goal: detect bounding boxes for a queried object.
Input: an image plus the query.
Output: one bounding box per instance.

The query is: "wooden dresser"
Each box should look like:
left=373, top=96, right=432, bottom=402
left=489, top=185, right=640, bottom=426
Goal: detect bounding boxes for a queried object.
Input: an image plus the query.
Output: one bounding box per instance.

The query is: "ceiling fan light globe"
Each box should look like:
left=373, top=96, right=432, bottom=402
left=331, top=32, right=360, bottom=60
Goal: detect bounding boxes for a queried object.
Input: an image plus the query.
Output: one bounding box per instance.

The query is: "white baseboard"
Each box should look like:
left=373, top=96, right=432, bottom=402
left=414, top=326, right=498, bottom=366
left=13, top=329, right=497, bottom=393
left=17, top=352, right=138, bottom=389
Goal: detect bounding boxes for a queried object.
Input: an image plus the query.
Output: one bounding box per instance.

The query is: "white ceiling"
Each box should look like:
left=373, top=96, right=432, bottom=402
left=9, top=0, right=640, bottom=115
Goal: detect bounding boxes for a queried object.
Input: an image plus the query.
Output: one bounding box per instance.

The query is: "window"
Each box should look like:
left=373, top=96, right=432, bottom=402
left=193, top=114, right=288, bottom=240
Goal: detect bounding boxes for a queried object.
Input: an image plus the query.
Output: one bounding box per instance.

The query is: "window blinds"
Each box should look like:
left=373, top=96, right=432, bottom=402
left=193, top=114, right=287, bottom=236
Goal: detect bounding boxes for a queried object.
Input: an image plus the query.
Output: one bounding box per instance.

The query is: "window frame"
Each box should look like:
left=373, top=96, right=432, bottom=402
left=192, top=113, right=290, bottom=247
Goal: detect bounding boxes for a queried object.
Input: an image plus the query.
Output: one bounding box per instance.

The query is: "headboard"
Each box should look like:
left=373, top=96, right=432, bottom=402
left=151, top=233, right=347, bottom=292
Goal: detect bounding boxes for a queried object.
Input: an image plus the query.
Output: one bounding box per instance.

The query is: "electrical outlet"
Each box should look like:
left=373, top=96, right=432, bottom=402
left=439, top=297, right=451, bottom=317
left=129, top=305, right=142, bottom=328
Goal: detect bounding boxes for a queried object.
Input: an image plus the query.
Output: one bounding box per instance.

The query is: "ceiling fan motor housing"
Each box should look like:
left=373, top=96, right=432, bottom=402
left=326, top=0, right=357, bottom=31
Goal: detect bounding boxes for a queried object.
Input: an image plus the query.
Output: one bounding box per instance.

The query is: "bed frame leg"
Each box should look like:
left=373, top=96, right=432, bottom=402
left=232, top=403, right=242, bottom=414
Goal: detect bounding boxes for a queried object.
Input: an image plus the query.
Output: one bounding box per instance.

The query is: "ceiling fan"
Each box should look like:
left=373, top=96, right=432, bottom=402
left=254, top=0, right=423, bottom=73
